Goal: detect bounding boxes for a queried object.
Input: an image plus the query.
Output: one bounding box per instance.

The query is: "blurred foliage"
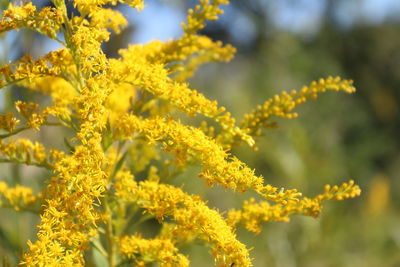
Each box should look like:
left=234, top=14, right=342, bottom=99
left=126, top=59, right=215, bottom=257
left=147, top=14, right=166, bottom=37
left=0, top=0, right=399, bottom=266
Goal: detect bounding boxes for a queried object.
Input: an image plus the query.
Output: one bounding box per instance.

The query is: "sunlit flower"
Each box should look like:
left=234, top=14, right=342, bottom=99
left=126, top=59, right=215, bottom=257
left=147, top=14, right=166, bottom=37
left=0, top=0, right=360, bottom=266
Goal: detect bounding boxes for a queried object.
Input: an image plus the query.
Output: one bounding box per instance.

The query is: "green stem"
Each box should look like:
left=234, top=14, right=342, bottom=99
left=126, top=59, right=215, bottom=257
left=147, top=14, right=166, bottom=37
left=105, top=200, right=116, bottom=267
left=0, top=158, right=52, bottom=170
left=90, top=236, right=108, bottom=258
left=0, top=127, right=30, bottom=139
left=0, top=121, right=64, bottom=139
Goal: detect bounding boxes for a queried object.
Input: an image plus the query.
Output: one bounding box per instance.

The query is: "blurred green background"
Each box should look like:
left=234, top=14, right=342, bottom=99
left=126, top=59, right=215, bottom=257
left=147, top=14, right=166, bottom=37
left=1, top=0, right=399, bottom=266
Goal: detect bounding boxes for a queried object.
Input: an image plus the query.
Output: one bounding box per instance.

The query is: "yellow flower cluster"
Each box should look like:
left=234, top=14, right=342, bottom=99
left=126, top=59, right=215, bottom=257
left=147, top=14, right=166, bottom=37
left=241, top=77, right=356, bottom=138
left=114, top=114, right=300, bottom=202
left=0, top=112, right=19, bottom=132
left=109, top=47, right=253, bottom=146
left=0, top=0, right=361, bottom=266
left=0, top=49, right=71, bottom=88
left=73, top=0, right=145, bottom=15
left=120, top=235, right=189, bottom=267
left=227, top=180, right=361, bottom=234
left=0, top=182, right=42, bottom=211
left=0, top=139, right=48, bottom=168
left=115, top=171, right=251, bottom=266
left=0, top=2, right=63, bottom=40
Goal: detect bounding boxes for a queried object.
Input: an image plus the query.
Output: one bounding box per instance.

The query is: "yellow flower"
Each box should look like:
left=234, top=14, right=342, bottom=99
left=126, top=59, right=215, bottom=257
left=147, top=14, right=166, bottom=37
left=0, top=112, right=19, bottom=132
left=0, top=2, right=63, bottom=39
left=241, top=77, right=356, bottom=139
left=227, top=180, right=361, bottom=234
left=114, top=115, right=300, bottom=202
left=115, top=172, right=252, bottom=266
left=0, top=182, right=42, bottom=211
left=0, top=0, right=361, bottom=265
left=120, top=235, right=190, bottom=267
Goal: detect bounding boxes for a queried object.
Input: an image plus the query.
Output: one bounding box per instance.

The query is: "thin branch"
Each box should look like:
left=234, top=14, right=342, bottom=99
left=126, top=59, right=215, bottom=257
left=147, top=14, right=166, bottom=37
left=0, top=127, right=30, bottom=139
left=0, top=121, right=66, bottom=139
left=0, top=158, right=52, bottom=170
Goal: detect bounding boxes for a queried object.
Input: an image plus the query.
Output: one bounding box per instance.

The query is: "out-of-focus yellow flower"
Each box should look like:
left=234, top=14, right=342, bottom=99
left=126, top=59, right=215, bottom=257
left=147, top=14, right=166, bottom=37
left=0, top=112, right=19, bottom=132
left=366, top=174, right=390, bottom=215
left=0, top=182, right=42, bottom=211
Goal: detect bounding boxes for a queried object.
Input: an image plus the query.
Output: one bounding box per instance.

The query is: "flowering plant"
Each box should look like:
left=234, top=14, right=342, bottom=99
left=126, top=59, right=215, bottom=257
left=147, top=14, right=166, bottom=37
left=0, top=0, right=360, bottom=266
